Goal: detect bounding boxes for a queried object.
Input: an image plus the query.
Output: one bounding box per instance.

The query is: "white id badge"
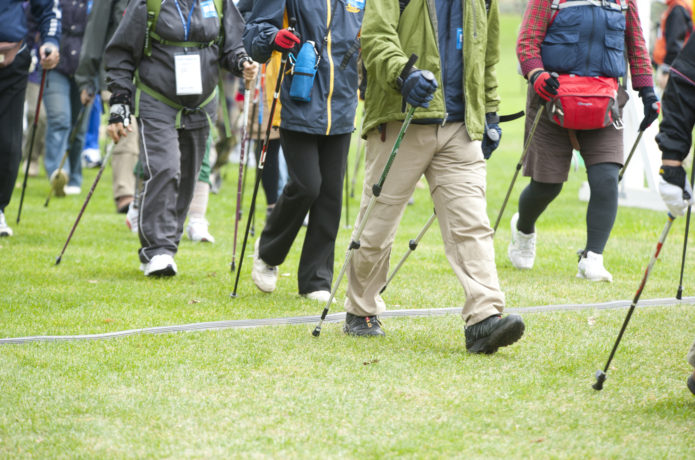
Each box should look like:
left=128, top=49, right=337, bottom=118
left=174, top=53, right=203, bottom=96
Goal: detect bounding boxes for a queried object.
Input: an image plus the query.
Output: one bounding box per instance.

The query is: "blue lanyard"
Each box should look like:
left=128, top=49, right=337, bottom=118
left=173, top=0, right=198, bottom=41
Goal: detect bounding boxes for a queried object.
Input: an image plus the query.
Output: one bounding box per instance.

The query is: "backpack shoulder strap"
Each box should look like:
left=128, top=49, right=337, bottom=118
left=144, top=0, right=162, bottom=56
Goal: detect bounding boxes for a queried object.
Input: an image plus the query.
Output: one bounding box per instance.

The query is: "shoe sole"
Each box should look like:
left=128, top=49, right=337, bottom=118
left=576, top=272, right=612, bottom=282
left=146, top=265, right=177, bottom=277
left=343, top=324, right=385, bottom=337
left=467, top=316, right=525, bottom=354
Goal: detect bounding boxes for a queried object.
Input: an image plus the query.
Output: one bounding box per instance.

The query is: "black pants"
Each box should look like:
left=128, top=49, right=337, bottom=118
left=0, top=48, right=30, bottom=212
left=259, top=128, right=350, bottom=294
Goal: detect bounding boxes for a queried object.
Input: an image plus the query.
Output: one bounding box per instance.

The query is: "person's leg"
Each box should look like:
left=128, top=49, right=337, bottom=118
left=137, top=116, right=183, bottom=263
left=584, top=162, right=620, bottom=254
left=43, top=71, right=72, bottom=181
left=296, top=132, right=351, bottom=294
left=22, top=80, right=46, bottom=176
left=516, top=180, right=563, bottom=234
left=261, top=138, right=280, bottom=206
left=257, top=129, right=323, bottom=267
left=187, top=133, right=215, bottom=243
left=65, top=78, right=88, bottom=190
left=425, top=122, right=504, bottom=325
left=174, top=126, right=209, bottom=248
left=0, top=48, right=30, bottom=218
left=345, top=122, right=435, bottom=318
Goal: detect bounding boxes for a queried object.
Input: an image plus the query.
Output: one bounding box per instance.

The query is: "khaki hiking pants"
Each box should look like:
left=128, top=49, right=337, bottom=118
left=103, top=90, right=138, bottom=201
left=344, top=121, right=504, bottom=326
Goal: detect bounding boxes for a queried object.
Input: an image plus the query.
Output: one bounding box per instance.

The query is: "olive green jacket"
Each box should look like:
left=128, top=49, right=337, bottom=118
left=361, top=0, right=500, bottom=141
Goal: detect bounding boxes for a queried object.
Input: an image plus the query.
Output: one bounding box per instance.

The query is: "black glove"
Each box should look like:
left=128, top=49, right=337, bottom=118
left=400, top=69, right=438, bottom=108
left=638, top=86, right=660, bottom=131
left=482, top=112, right=501, bottom=160
left=108, top=92, right=132, bottom=127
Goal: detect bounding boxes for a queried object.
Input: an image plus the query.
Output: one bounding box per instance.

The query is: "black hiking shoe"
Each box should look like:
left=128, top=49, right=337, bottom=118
left=343, top=313, right=385, bottom=337
left=465, top=314, right=525, bottom=354
left=688, top=374, right=695, bottom=396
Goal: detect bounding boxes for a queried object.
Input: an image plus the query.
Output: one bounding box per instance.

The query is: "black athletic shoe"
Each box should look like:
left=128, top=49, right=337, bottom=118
left=688, top=374, right=695, bottom=396
left=343, top=312, right=385, bottom=337
left=465, top=314, right=525, bottom=354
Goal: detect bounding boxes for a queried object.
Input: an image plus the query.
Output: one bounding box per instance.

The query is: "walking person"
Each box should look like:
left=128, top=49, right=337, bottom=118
left=105, top=0, right=257, bottom=276
left=0, top=0, right=60, bottom=237
left=341, top=0, right=525, bottom=354
left=652, top=0, right=692, bottom=90
left=508, top=0, right=659, bottom=282
left=243, top=0, right=363, bottom=302
left=43, top=0, right=90, bottom=197
left=653, top=34, right=695, bottom=395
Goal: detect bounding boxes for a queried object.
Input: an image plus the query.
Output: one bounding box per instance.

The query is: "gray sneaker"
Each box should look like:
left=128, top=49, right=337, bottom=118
left=465, top=314, right=525, bottom=354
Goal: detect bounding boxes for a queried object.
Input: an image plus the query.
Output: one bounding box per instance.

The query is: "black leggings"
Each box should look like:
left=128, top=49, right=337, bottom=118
left=516, top=162, right=620, bottom=254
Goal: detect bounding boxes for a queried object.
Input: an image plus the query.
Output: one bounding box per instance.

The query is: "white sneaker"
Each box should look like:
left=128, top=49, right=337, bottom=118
left=126, top=202, right=139, bottom=233
left=186, top=217, right=215, bottom=243
left=251, top=239, right=278, bottom=293
left=301, top=290, right=335, bottom=303
left=507, top=212, right=536, bottom=269
left=64, top=185, right=81, bottom=195
left=577, top=250, right=612, bottom=282
left=142, top=254, right=177, bottom=277
left=0, top=211, right=13, bottom=237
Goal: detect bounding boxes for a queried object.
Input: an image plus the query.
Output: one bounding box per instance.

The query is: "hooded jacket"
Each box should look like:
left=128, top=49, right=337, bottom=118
left=360, top=0, right=500, bottom=141
left=0, top=0, right=61, bottom=49
left=242, top=0, right=364, bottom=136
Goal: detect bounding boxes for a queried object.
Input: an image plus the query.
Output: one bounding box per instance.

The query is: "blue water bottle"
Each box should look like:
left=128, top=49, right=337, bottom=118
left=289, top=41, right=319, bottom=102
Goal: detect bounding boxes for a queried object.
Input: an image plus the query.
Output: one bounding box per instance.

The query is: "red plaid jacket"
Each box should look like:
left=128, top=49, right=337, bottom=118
left=517, top=0, right=654, bottom=88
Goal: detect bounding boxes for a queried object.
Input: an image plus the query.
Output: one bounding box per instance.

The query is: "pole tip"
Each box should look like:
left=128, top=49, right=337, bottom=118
left=312, top=327, right=321, bottom=337
left=676, top=287, right=683, bottom=300
left=592, top=370, right=606, bottom=391
left=55, top=256, right=61, bottom=265
left=230, top=292, right=238, bottom=299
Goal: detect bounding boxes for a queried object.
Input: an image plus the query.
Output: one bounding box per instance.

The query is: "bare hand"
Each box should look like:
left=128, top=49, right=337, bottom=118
left=39, top=44, right=59, bottom=70
left=243, top=61, right=259, bottom=88
left=81, top=89, right=95, bottom=106
left=107, top=122, right=132, bottom=144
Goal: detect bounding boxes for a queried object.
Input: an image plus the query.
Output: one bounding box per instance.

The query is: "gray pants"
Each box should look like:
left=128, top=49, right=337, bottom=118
left=136, top=106, right=209, bottom=263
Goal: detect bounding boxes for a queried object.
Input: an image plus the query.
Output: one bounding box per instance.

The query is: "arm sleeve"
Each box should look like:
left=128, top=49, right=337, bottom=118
left=105, top=0, right=147, bottom=99
left=516, top=0, right=551, bottom=78
left=74, top=0, right=111, bottom=94
left=663, top=6, right=691, bottom=66
left=220, top=0, right=248, bottom=76
left=656, top=37, right=695, bottom=162
left=30, top=0, right=61, bottom=48
left=485, top=0, right=501, bottom=112
left=242, top=0, right=286, bottom=64
left=360, top=0, right=409, bottom=92
left=625, top=0, right=654, bottom=89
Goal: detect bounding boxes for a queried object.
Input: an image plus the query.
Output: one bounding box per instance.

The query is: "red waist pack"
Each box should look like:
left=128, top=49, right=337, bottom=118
left=546, top=75, right=622, bottom=130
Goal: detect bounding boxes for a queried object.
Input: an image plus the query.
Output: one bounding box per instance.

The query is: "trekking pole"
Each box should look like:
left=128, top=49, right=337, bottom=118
left=44, top=105, right=89, bottom=207
left=380, top=210, right=436, bottom=294
left=231, top=20, right=296, bottom=297
left=493, top=105, right=544, bottom=233
left=16, top=49, right=51, bottom=224
left=312, top=54, right=423, bottom=337
left=618, top=130, right=644, bottom=182
left=230, top=75, right=256, bottom=272
left=55, top=142, right=115, bottom=265
left=350, top=116, right=365, bottom=198
left=592, top=213, right=676, bottom=391
left=675, top=161, right=695, bottom=299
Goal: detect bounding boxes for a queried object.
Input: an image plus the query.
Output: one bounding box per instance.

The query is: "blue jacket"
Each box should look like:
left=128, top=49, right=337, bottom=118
left=0, top=0, right=61, bottom=48
left=435, top=0, right=465, bottom=122
left=243, top=0, right=363, bottom=136
left=541, top=0, right=626, bottom=77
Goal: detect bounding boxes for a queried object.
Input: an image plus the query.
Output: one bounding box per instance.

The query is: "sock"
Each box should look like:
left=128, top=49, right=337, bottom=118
left=188, top=181, right=210, bottom=221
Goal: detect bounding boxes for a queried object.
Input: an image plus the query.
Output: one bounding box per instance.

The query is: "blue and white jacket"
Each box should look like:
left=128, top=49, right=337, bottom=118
left=0, top=0, right=61, bottom=50
left=243, top=0, right=364, bottom=136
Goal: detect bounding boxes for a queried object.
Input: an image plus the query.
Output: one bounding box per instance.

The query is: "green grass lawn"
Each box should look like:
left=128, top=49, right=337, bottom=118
left=1, top=14, right=694, bottom=458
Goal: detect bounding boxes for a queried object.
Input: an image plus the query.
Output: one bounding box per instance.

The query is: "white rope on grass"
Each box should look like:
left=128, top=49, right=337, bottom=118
left=1, top=296, right=694, bottom=345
